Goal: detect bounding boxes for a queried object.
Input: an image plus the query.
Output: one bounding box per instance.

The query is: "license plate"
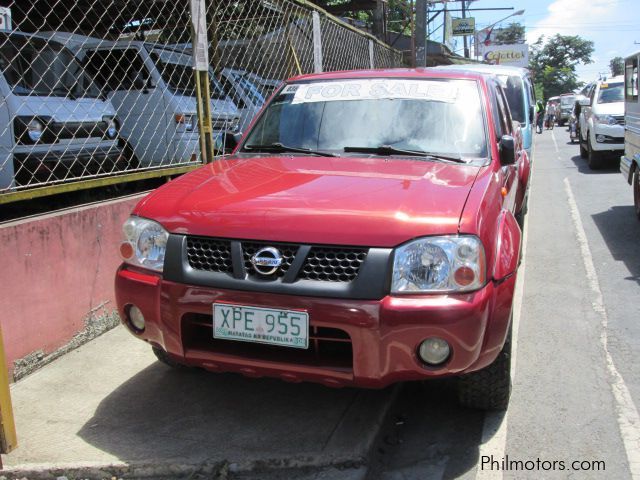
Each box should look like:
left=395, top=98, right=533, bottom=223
left=213, top=303, right=309, bottom=349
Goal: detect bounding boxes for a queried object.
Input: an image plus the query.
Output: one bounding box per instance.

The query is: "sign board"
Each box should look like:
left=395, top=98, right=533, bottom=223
left=0, top=7, right=11, bottom=31
left=189, top=0, right=209, bottom=71
left=478, top=43, right=529, bottom=68
left=443, top=11, right=454, bottom=51
left=452, top=17, right=475, bottom=36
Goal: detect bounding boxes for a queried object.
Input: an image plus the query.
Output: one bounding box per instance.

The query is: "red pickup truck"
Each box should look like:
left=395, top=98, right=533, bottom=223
left=115, top=68, right=529, bottom=410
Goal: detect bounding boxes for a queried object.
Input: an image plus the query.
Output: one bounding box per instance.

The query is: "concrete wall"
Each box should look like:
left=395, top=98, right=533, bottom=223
left=0, top=194, right=145, bottom=380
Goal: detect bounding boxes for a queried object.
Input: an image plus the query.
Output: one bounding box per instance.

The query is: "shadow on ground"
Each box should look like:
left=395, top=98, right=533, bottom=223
left=569, top=153, right=621, bottom=175
left=591, top=205, right=640, bottom=286
left=367, top=380, right=489, bottom=480
left=77, top=362, right=392, bottom=466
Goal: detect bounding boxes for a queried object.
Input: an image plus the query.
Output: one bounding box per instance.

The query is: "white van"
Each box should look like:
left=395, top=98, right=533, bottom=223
left=47, top=34, right=240, bottom=167
left=578, top=76, right=625, bottom=169
left=0, top=31, right=122, bottom=191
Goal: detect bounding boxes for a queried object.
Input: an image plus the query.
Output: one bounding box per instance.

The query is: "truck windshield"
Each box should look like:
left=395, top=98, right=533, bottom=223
left=0, top=34, right=100, bottom=98
left=561, top=96, right=575, bottom=105
left=244, top=78, right=487, bottom=161
left=597, top=83, right=623, bottom=104
left=149, top=49, right=226, bottom=99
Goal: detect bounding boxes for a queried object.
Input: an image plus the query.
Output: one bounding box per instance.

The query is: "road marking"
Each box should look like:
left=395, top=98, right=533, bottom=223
left=551, top=128, right=560, bottom=153
left=475, top=159, right=531, bottom=480
left=564, top=177, right=640, bottom=479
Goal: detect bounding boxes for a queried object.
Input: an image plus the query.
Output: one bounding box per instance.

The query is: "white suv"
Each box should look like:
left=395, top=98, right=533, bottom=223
left=578, top=76, right=625, bottom=169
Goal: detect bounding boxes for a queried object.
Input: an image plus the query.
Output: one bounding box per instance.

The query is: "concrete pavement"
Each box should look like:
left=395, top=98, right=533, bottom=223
left=3, top=325, right=396, bottom=479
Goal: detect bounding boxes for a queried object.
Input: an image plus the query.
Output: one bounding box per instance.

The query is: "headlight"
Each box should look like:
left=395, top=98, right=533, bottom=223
left=27, top=119, right=43, bottom=142
left=175, top=113, right=196, bottom=132
left=594, top=114, right=617, bottom=125
left=391, top=236, right=486, bottom=293
left=120, top=217, right=169, bottom=272
left=103, top=116, right=118, bottom=139
left=229, top=117, right=240, bottom=133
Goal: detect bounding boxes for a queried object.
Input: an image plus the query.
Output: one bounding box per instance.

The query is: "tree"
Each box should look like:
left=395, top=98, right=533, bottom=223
left=610, top=56, right=624, bottom=76
left=529, top=34, right=594, bottom=99
left=494, top=22, right=525, bottom=45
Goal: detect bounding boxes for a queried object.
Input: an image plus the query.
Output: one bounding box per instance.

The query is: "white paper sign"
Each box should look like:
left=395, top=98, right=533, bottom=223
left=190, top=0, right=209, bottom=71
left=288, top=80, right=459, bottom=104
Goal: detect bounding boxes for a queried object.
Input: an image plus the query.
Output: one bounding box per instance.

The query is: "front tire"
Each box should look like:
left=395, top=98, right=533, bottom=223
left=152, top=346, right=191, bottom=370
left=457, top=325, right=512, bottom=411
left=587, top=135, right=604, bottom=170
left=579, top=136, right=588, bottom=159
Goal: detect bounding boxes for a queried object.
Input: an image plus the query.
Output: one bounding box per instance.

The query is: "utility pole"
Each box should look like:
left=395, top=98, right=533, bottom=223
left=461, top=1, right=470, bottom=58
left=415, top=0, right=427, bottom=67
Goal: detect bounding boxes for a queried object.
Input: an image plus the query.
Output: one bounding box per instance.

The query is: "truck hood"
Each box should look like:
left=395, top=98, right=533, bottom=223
left=171, top=94, right=239, bottom=120
left=135, top=155, right=482, bottom=247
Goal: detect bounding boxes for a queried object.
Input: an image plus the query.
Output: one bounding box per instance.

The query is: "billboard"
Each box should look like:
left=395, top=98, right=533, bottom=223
left=477, top=43, right=529, bottom=68
left=452, top=17, right=475, bottom=36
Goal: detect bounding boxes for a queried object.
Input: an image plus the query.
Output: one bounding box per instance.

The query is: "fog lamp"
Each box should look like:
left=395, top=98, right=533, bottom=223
left=128, top=305, right=146, bottom=332
left=596, top=134, right=606, bottom=143
left=418, top=338, right=450, bottom=366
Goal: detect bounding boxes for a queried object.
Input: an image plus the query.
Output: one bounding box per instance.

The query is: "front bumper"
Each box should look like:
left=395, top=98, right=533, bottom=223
left=13, top=142, right=124, bottom=185
left=591, top=125, right=624, bottom=152
left=115, top=266, right=516, bottom=388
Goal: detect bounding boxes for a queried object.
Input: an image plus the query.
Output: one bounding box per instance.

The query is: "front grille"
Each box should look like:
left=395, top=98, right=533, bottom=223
left=184, top=236, right=369, bottom=283
left=612, top=115, right=625, bottom=125
left=242, top=241, right=297, bottom=278
left=300, top=247, right=367, bottom=282
left=186, top=237, right=233, bottom=273
left=182, top=313, right=353, bottom=370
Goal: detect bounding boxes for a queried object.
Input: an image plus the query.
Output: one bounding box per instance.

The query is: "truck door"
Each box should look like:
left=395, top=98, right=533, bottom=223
left=84, top=47, right=168, bottom=167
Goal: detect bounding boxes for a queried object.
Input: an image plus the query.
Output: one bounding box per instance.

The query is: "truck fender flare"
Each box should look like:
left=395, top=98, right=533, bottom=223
left=492, top=209, right=522, bottom=281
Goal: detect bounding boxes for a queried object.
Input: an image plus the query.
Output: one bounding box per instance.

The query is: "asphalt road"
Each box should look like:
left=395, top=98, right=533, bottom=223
left=369, top=128, right=640, bottom=480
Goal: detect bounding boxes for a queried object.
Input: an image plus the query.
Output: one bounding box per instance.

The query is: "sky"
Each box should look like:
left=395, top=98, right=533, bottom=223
left=437, top=0, right=640, bottom=84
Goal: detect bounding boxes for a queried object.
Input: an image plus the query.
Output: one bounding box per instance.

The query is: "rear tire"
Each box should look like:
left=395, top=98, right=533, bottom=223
left=457, top=323, right=512, bottom=411
left=633, top=168, right=640, bottom=221
left=152, top=346, right=191, bottom=370
left=587, top=136, right=604, bottom=170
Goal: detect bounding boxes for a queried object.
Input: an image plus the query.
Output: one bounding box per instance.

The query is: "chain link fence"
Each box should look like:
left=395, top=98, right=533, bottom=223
left=0, top=0, right=403, bottom=200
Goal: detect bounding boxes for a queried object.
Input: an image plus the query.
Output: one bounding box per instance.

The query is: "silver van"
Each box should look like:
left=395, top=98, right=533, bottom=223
left=47, top=34, right=240, bottom=167
left=0, top=31, right=122, bottom=190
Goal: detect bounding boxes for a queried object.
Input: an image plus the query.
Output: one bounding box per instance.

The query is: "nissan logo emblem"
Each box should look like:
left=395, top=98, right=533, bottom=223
left=251, top=247, right=283, bottom=275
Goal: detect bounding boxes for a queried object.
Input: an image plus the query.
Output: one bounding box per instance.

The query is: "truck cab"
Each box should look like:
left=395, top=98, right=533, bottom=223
left=0, top=31, right=122, bottom=191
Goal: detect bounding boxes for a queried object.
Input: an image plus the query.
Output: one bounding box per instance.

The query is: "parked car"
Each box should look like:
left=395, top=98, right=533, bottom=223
left=0, top=31, right=122, bottom=190
left=578, top=76, right=625, bottom=169
left=620, top=51, right=640, bottom=219
left=435, top=64, right=536, bottom=161
left=558, top=93, right=576, bottom=126
left=218, top=68, right=267, bottom=132
left=45, top=33, right=240, bottom=167
left=115, top=68, right=530, bottom=410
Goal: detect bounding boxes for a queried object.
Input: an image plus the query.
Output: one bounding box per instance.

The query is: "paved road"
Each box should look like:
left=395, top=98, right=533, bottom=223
left=370, top=129, right=640, bottom=480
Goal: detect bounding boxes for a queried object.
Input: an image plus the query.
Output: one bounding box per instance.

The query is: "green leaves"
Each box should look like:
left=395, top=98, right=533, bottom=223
left=529, top=34, right=595, bottom=99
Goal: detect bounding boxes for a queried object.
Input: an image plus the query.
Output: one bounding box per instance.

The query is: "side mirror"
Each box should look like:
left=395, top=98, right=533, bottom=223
left=529, top=105, right=535, bottom=124
left=499, top=135, right=516, bottom=166
left=578, top=98, right=591, bottom=107
left=215, top=131, right=242, bottom=154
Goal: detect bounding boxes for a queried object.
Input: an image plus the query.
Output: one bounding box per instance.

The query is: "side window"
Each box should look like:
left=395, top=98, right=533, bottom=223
left=487, top=83, right=503, bottom=140
left=589, top=84, right=597, bottom=103
left=219, top=75, right=245, bottom=108
left=495, top=85, right=512, bottom=135
left=626, top=57, right=638, bottom=101
left=85, top=49, right=149, bottom=91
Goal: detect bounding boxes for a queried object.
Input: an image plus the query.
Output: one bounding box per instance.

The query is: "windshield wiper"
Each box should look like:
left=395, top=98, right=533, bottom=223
left=344, top=145, right=466, bottom=163
left=244, top=142, right=338, bottom=157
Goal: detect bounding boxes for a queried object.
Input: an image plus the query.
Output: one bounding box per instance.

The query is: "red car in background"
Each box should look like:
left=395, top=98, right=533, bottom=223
left=115, top=68, right=530, bottom=410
